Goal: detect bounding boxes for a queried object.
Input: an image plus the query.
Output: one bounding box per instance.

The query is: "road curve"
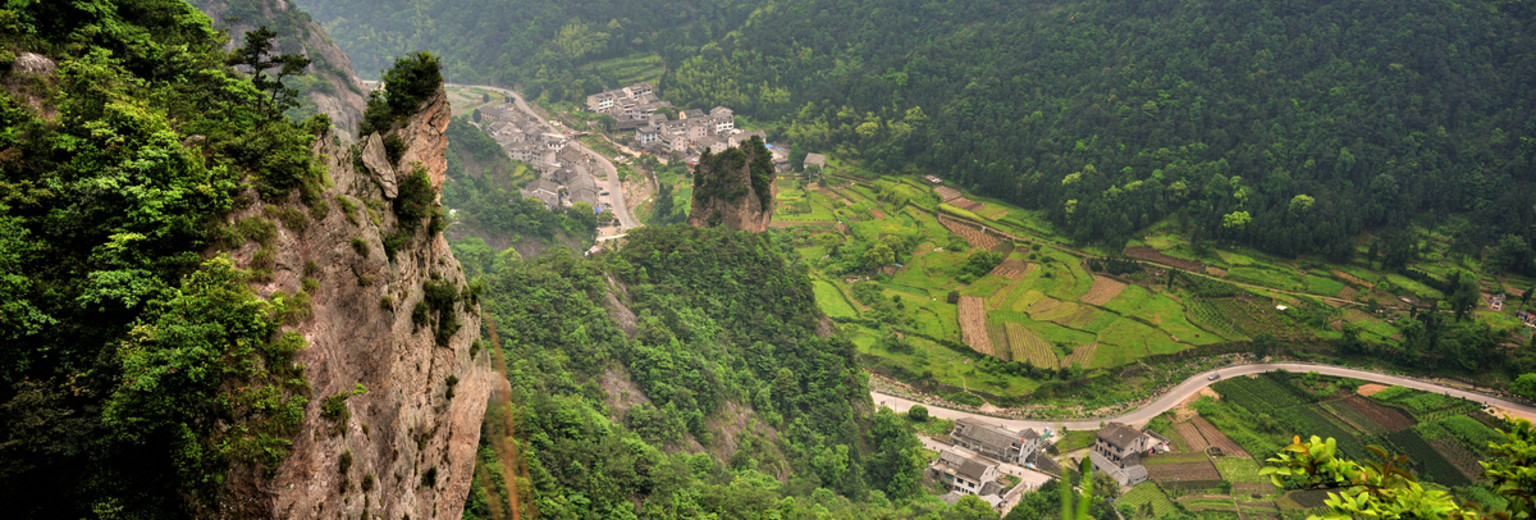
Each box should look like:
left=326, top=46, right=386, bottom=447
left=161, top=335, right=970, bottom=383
left=444, top=83, right=640, bottom=231
left=872, top=362, right=1536, bottom=432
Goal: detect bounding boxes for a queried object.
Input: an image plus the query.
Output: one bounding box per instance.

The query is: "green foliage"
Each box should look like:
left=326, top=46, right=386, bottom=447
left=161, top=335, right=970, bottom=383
left=0, top=3, right=335, bottom=512
left=311, top=0, right=1534, bottom=259
left=906, top=404, right=928, bottom=422
left=358, top=52, right=442, bottom=135
left=394, top=167, right=435, bottom=227
left=1260, top=424, right=1536, bottom=520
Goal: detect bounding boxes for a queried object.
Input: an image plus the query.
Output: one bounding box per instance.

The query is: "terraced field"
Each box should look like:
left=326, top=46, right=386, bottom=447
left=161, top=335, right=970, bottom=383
left=991, top=258, right=1032, bottom=279
left=1082, top=275, right=1128, bottom=305
left=958, top=296, right=993, bottom=356
left=1006, top=323, right=1057, bottom=368
left=938, top=215, right=1000, bottom=249
left=1062, top=343, right=1097, bottom=368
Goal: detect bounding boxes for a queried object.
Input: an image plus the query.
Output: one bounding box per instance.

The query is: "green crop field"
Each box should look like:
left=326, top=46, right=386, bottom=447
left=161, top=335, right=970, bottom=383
left=1122, top=482, right=1180, bottom=519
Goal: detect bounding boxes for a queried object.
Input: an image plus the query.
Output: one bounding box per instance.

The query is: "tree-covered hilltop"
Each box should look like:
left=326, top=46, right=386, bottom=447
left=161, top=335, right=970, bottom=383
left=296, top=0, right=1535, bottom=259
left=465, top=226, right=979, bottom=518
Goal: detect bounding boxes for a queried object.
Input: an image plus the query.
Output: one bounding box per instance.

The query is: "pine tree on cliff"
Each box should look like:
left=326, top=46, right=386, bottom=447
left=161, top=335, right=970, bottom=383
left=687, top=135, right=776, bottom=231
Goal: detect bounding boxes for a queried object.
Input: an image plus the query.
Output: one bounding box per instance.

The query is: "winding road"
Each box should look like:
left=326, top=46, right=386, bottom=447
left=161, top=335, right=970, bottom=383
left=873, top=362, right=1536, bottom=431
left=445, top=82, right=639, bottom=232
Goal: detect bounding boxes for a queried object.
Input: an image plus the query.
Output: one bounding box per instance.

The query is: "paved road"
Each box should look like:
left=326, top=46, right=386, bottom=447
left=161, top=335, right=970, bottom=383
left=874, top=362, right=1536, bottom=431
left=445, top=83, right=639, bottom=232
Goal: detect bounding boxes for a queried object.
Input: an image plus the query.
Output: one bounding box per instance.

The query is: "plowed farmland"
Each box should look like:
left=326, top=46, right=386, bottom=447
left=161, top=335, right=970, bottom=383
left=958, top=296, right=993, bottom=356
left=1082, top=276, right=1128, bottom=305
left=991, top=259, right=1032, bottom=279
left=939, top=216, right=1000, bottom=249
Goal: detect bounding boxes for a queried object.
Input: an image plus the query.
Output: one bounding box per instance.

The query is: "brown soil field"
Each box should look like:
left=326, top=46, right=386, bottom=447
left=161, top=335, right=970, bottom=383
left=1206, top=267, right=1228, bottom=277
left=1006, top=323, right=1057, bottom=368
left=1124, top=246, right=1204, bottom=272
left=1338, top=286, right=1359, bottom=300
left=1192, top=417, right=1249, bottom=457
left=1082, top=276, right=1128, bottom=305
left=958, top=296, right=993, bottom=356
left=939, top=216, right=1000, bottom=250
left=1145, top=456, right=1223, bottom=489
left=1174, top=421, right=1212, bottom=452
left=1341, top=394, right=1414, bottom=431
left=954, top=198, right=985, bottom=212
left=991, top=259, right=1032, bottom=280
left=1331, top=269, right=1373, bottom=288
left=934, top=186, right=964, bottom=202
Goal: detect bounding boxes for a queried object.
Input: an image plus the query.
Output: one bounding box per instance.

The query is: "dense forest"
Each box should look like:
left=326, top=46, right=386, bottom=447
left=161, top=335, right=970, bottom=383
left=461, top=225, right=1008, bottom=518
left=298, top=0, right=1536, bottom=259
left=0, top=0, right=334, bottom=515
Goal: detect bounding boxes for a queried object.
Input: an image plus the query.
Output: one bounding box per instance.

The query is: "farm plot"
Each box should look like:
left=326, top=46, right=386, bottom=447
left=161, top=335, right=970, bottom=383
left=1192, top=417, right=1249, bottom=458
left=1121, top=482, right=1179, bottom=518
left=1369, top=386, right=1485, bottom=421
left=958, top=296, right=994, bottom=356
left=938, top=215, right=999, bottom=249
left=934, top=186, right=964, bottom=202
left=1006, top=323, right=1057, bottom=368
left=991, top=258, right=1033, bottom=279
left=1340, top=395, right=1413, bottom=431
left=1173, top=421, right=1211, bottom=452
left=1061, top=343, right=1097, bottom=368
left=1145, top=453, right=1224, bottom=491
left=1384, top=429, right=1470, bottom=487
left=1124, top=246, right=1204, bottom=271
left=1320, top=399, right=1388, bottom=435
left=1081, top=276, right=1128, bottom=305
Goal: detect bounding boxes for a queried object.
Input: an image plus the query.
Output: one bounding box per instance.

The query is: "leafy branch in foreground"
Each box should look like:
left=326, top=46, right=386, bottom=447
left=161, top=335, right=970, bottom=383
left=1262, top=419, right=1536, bottom=520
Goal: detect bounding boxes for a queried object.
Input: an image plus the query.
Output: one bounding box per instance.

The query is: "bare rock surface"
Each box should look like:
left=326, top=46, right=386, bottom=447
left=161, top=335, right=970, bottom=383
left=225, top=88, right=490, bottom=520
left=360, top=132, right=398, bottom=198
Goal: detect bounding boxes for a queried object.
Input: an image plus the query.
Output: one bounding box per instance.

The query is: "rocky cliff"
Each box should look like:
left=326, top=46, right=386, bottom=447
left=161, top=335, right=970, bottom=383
left=687, top=136, right=777, bottom=232
left=227, top=87, right=491, bottom=519
left=190, top=0, right=371, bottom=142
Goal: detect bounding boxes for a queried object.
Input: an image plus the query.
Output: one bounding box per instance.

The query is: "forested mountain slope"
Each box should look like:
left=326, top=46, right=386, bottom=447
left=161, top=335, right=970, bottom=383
left=0, top=2, right=486, bottom=517
left=297, top=0, right=1535, bottom=258
left=465, top=226, right=960, bottom=518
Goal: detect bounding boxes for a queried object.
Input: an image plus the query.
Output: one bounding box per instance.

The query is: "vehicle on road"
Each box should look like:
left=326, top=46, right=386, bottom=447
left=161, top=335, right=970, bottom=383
left=1207, top=373, right=1221, bottom=381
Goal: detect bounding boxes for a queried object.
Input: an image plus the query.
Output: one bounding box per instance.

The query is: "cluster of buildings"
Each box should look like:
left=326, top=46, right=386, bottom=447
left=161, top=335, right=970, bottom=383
left=1518, top=309, right=1535, bottom=327
left=926, top=417, right=1169, bottom=512
left=476, top=104, right=570, bottom=167
left=585, top=83, right=791, bottom=167
left=521, top=167, right=600, bottom=212
left=930, top=418, right=1058, bottom=510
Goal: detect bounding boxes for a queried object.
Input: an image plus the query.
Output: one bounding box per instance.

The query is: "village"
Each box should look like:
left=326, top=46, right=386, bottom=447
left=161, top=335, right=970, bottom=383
left=919, top=415, right=1169, bottom=515
left=585, top=83, right=798, bottom=169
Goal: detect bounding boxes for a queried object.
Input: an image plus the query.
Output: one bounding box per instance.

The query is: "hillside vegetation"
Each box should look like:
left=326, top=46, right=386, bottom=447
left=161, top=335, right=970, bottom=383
left=462, top=226, right=989, bottom=518
left=0, top=1, right=332, bottom=515
left=297, top=0, right=1534, bottom=259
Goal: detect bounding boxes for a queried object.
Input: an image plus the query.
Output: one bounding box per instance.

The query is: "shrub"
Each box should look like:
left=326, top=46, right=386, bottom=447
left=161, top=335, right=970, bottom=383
left=352, top=237, right=369, bottom=257
left=383, top=134, right=406, bottom=165
left=394, top=167, right=434, bottom=227
left=907, top=404, right=929, bottom=422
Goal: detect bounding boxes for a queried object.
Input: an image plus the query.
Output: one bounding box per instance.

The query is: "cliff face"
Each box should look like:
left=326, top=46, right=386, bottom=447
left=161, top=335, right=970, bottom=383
left=228, top=88, right=491, bottom=519
left=687, top=136, right=777, bottom=232
left=191, top=0, right=371, bottom=141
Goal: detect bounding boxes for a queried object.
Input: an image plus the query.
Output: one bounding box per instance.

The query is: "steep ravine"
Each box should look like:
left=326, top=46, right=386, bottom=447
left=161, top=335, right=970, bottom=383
left=230, top=87, right=491, bottom=519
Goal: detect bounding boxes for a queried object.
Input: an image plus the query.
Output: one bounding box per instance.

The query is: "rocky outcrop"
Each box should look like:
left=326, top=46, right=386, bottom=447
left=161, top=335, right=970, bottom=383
left=396, top=87, right=453, bottom=192
left=190, top=0, right=371, bottom=141
left=687, top=136, right=777, bottom=232
left=227, top=87, right=491, bottom=519
left=360, top=133, right=398, bottom=198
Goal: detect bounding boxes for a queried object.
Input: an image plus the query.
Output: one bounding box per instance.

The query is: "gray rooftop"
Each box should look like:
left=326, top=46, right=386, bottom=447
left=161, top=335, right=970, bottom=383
left=1097, top=422, right=1143, bottom=450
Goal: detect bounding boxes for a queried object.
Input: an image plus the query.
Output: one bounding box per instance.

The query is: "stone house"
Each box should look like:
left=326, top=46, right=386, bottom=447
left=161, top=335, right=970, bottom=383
left=951, top=417, right=1041, bottom=464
